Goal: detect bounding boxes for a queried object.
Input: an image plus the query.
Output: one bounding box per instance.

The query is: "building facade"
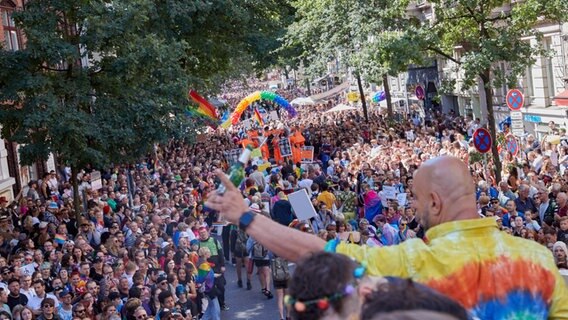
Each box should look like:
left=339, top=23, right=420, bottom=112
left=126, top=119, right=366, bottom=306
left=388, top=1, right=568, bottom=138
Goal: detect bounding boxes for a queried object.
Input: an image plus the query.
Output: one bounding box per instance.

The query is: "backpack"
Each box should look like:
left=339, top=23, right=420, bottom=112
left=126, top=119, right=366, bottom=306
left=234, top=229, right=248, bottom=255
left=271, top=257, right=290, bottom=282
left=252, top=240, right=268, bottom=259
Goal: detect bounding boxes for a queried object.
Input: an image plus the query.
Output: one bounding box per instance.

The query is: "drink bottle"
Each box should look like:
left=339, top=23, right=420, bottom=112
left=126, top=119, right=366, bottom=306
left=216, top=144, right=253, bottom=194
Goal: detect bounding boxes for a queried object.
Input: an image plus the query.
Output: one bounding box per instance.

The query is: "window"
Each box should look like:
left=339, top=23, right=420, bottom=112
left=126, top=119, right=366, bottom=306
left=1, top=2, right=20, bottom=51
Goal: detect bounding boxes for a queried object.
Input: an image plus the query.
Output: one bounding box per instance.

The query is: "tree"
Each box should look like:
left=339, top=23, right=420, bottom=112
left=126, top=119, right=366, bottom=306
left=286, top=0, right=422, bottom=118
left=411, top=0, right=568, bottom=183
left=0, top=0, right=292, bottom=216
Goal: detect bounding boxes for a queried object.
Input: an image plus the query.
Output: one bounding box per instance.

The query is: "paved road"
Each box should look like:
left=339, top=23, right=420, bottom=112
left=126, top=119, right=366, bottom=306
left=221, top=263, right=282, bottom=320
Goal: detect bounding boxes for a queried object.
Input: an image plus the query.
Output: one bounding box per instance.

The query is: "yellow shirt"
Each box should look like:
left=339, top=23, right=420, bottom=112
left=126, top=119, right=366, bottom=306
left=337, top=218, right=568, bottom=319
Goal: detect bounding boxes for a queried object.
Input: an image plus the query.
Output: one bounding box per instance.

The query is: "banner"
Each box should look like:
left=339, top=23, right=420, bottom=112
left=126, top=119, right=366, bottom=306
left=300, top=146, right=314, bottom=163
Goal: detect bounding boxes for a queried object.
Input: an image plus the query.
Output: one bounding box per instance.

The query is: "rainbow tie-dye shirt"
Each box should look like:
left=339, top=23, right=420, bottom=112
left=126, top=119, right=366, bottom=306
left=337, top=218, right=568, bottom=319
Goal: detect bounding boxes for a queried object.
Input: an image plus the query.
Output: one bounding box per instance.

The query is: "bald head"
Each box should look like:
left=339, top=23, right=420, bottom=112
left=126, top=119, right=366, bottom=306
left=412, top=156, right=478, bottom=231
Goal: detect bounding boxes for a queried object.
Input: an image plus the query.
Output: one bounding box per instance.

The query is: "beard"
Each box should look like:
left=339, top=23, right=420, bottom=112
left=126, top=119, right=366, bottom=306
left=415, top=208, right=430, bottom=231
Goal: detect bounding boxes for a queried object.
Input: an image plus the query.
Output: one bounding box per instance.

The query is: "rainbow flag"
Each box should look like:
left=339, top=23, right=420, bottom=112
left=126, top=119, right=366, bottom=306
left=54, top=234, right=67, bottom=245
left=253, top=107, right=264, bottom=126
left=186, top=90, right=219, bottom=125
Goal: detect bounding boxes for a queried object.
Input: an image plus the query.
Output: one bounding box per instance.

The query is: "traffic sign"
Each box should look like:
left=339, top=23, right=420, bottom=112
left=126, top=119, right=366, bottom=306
left=473, top=128, right=492, bottom=154
left=415, top=85, right=425, bottom=100
left=505, top=135, right=519, bottom=156
left=510, top=111, right=524, bottom=136
left=506, top=89, right=524, bottom=111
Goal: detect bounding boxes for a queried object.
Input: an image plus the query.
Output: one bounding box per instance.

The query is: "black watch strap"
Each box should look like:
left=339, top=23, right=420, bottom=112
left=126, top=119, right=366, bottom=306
left=239, top=211, right=257, bottom=231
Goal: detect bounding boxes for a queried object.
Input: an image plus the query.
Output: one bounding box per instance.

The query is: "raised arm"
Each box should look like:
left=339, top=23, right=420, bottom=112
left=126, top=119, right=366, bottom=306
left=205, top=170, right=325, bottom=262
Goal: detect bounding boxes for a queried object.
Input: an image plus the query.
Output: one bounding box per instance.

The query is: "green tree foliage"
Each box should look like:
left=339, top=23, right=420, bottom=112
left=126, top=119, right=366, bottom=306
left=411, top=0, right=568, bottom=182
left=0, top=0, right=291, bottom=213
left=286, top=0, right=423, bottom=116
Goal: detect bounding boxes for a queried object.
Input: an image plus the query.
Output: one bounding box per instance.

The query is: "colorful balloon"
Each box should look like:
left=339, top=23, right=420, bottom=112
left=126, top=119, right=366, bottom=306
left=372, top=91, right=386, bottom=103
left=230, top=91, right=297, bottom=125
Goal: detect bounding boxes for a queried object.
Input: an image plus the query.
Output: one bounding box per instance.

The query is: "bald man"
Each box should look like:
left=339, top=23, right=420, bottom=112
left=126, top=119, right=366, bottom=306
left=206, top=156, right=568, bottom=319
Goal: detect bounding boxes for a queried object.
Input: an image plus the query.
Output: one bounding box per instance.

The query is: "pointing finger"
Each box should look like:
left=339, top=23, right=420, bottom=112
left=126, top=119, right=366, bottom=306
left=215, top=169, right=238, bottom=192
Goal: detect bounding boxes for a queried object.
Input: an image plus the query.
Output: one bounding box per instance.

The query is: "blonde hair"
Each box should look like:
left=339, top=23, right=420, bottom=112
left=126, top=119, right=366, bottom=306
left=198, top=247, right=211, bottom=258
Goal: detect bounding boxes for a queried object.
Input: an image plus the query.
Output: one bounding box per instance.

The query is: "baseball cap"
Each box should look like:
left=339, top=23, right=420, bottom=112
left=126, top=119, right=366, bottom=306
left=59, top=289, right=73, bottom=298
left=157, top=275, right=167, bottom=284
left=39, top=222, right=48, bottom=229
left=48, top=202, right=59, bottom=210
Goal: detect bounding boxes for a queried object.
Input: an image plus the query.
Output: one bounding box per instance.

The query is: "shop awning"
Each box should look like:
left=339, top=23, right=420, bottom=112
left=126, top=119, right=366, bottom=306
left=553, top=88, right=568, bottom=106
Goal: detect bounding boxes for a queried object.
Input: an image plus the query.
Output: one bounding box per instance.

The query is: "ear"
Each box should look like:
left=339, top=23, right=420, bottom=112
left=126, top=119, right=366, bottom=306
left=429, top=191, right=442, bottom=217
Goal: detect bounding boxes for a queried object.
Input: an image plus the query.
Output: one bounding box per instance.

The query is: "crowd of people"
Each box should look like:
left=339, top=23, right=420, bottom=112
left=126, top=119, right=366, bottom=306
left=0, top=80, right=566, bottom=320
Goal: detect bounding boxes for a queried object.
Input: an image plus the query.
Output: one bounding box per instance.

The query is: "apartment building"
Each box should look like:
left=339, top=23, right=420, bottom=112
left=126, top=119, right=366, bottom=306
left=1, top=0, right=57, bottom=198
left=389, top=1, right=568, bottom=137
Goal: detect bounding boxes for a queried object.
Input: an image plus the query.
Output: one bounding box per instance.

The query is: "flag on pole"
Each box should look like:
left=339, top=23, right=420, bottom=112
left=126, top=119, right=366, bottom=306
left=253, top=107, right=264, bottom=126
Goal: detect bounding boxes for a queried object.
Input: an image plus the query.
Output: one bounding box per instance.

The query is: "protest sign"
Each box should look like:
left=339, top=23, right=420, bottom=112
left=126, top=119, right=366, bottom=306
left=288, top=189, right=317, bottom=221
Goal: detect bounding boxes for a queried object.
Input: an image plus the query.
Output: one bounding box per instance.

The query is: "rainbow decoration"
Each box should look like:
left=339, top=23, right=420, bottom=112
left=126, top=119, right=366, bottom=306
left=253, top=107, right=264, bottom=126
left=231, top=91, right=297, bottom=125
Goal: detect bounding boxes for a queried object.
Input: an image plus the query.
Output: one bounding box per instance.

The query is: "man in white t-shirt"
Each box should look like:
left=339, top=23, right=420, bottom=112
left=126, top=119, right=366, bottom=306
left=28, top=280, right=58, bottom=314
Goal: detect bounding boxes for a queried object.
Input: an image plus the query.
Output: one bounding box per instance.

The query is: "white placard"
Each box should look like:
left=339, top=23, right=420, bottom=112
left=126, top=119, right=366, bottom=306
left=20, top=264, right=35, bottom=276
left=396, top=193, right=407, bottom=206
left=288, top=189, right=317, bottom=221
left=91, top=170, right=103, bottom=190
left=266, top=111, right=280, bottom=122
left=382, top=186, right=397, bottom=199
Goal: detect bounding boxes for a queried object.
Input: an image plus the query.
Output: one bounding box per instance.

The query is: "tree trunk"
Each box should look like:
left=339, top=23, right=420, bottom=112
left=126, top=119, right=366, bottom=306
left=481, top=70, right=502, bottom=184
left=71, top=165, right=82, bottom=222
left=382, top=73, right=393, bottom=118
left=306, top=78, right=311, bottom=96
left=355, top=72, right=368, bottom=123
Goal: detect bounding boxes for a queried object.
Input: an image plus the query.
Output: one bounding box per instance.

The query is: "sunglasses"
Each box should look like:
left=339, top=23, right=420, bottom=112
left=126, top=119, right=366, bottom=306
left=75, top=309, right=86, bottom=313
left=43, top=304, right=54, bottom=308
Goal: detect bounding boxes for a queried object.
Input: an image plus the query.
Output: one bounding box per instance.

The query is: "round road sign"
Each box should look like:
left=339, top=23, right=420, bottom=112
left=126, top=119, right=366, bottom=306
left=506, top=89, right=524, bottom=111
left=473, top=128, right=492, bottom=154
left=505, top=135, right=519, bottom=156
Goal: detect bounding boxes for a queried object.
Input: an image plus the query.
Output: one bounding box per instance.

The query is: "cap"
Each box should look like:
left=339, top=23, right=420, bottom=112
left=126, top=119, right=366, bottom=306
left=161, top=242, right=171, bottom=249
left=159, top=309, right=172, bottom=319
left=59, top=289, right=73, bottom=298
left=0, top=266, right=10, bottom=274
left=39, top=221, right=48, bottom=229
left=93, top=257, right=103, bottom=263
left=189, top=239, right=199, bottom=247
left=48, top=202, right=59, bottom=210
left=157, top=275, right=167, bottom=284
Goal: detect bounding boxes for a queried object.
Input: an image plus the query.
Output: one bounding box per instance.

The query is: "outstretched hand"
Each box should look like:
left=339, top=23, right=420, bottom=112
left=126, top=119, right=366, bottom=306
left=204, top=170, right=249, bottom=224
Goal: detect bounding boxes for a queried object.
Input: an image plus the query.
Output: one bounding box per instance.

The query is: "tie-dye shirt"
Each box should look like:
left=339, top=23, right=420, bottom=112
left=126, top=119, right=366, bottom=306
left=336, top=218, right=568, bottom=319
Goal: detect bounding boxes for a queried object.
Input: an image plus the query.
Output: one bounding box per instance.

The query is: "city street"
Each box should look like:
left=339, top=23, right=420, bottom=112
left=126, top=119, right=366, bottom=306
left=222, top=263, right=282, bottom=320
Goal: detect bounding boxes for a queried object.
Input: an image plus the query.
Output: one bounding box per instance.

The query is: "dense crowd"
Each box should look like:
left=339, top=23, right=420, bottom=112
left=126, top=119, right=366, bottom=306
left=0, top=81, right=567, bottom=320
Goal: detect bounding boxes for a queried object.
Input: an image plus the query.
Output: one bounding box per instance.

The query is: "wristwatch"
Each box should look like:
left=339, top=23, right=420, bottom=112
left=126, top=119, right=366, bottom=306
left=239, top=211, right=257, bottom=231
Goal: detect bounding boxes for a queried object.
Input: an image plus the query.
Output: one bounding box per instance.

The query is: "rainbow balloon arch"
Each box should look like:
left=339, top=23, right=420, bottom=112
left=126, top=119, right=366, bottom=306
left=230, top=91, right=297, bottom=125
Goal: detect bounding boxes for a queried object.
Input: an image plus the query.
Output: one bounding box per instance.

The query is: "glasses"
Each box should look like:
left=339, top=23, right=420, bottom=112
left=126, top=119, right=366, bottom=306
left=43, top=304, right=54, bottom=308
left=81, top=224, right=90, bottom=227
left=75, top=309, right=86, bottom=314
left=160, top=281, right=167, bottom=285
left=135, top=314, right=147, bottom=320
